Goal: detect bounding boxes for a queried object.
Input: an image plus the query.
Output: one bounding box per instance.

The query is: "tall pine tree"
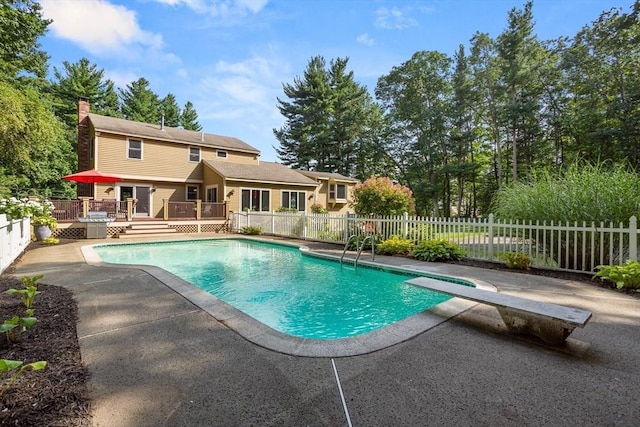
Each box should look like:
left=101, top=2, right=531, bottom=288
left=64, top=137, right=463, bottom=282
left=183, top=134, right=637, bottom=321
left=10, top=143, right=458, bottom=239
left=119, top=77, right=160, bottom=124
left=180, top=101, right=202, bottom=131
left=274, top=56, right=376, bottom=176
left=160, top=93, right=180, bottom=127
left=49, top=57, right=120, bottom=129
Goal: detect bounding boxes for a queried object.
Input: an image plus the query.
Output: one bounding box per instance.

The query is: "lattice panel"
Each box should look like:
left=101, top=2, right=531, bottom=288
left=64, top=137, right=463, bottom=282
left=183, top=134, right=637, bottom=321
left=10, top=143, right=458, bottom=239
left=200, top=223, right=228, bottom=233
left=172, top=224, right=199, bottom=233
left=107, top=226, right=127, bottom=237
left=54, top=227, right=85, bottom=239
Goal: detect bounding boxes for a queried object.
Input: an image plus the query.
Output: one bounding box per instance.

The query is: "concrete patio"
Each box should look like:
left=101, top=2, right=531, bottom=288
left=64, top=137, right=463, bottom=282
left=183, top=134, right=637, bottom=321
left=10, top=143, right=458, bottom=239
left=10, top=235, right=640, bottom=426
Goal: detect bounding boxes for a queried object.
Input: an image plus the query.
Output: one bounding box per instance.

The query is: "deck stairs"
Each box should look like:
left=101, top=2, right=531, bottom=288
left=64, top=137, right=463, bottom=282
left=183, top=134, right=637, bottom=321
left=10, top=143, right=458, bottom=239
left=117, top=222, right=178, bottom=239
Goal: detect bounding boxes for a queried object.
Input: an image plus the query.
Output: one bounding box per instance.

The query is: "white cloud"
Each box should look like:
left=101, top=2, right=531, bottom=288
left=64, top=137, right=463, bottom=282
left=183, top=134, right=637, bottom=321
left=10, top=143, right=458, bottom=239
left=375, top=7, right=418, bottom=30
left=104, top=70, right=140, bottom=88
left=40, top=0, right=164, bottom=56
left=356, top=33, right=374, bottom=46
left=152, top=0, right=268, bottom=16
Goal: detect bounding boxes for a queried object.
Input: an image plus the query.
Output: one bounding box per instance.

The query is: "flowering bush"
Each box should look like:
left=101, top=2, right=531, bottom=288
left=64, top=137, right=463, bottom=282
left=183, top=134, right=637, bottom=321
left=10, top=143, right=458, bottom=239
left=0, top=198, right=56, bottom=229
left=350, top=176, right=415, bottom=216
left=0, top=198, right=32, bottom=219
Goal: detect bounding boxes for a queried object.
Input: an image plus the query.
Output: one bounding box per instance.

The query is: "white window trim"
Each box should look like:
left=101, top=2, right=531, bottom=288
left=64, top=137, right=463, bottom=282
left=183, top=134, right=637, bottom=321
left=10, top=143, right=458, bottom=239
left=216, top=150, right=228, bottom=159
left=188, top=146, right=201, bottom=163
left=186, top=184, right=199, bottom=201
left=127, top=138, right=143, bottom=160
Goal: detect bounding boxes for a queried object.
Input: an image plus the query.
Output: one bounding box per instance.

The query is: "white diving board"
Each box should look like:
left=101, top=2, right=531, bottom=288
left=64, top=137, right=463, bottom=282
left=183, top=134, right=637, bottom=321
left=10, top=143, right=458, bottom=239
left=406, top=277, right=592, bottom=345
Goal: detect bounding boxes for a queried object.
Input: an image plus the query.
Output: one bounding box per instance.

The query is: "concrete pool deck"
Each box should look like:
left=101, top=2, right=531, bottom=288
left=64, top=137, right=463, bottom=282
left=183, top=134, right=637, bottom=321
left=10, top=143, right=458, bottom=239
left=9, top=234, right=640, bottom=426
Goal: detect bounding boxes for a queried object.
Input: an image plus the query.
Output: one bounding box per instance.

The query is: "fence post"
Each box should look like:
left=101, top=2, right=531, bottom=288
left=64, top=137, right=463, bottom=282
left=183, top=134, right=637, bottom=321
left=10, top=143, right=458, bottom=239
left=303, top=212, right=308, bottom=239
left=344, top=214, right=349, bottom=242
left=272, top=211, right=275, bottom=234
left=488, top=213, right=494, bottom=261
left=196, top=199, right=202, bottom=220
left=403, top=212, right=409, bottom=237
left=629, top=216, right=637, bottom=262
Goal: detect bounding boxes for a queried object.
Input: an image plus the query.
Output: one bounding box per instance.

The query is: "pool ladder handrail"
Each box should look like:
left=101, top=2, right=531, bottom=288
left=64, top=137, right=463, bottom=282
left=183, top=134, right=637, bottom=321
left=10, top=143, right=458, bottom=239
left=340, top=234, right=358, bottom=265
left=340, top=234, right=375, bottom=268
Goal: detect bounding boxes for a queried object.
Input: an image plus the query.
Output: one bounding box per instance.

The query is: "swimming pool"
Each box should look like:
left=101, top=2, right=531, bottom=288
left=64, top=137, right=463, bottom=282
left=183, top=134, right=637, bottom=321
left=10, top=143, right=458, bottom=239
left=92, top=239, right=456, bottom=339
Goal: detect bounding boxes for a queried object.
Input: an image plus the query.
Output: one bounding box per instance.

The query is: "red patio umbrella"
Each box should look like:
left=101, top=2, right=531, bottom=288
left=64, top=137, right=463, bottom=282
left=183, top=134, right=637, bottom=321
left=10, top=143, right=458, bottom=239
left=62, top=169, right=123, bottom=184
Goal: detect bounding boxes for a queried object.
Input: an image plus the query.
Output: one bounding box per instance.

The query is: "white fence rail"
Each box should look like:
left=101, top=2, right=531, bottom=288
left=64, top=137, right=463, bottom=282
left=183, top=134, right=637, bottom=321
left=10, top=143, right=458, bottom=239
left=0, top=214, right=31, bottom=274
left=232, top=211, right=640, bottom=273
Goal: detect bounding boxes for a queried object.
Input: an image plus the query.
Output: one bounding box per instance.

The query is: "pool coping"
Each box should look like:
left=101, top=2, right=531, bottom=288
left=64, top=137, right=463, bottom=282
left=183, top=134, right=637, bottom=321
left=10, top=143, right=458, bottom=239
left=81, top=236, right=496, bottom=357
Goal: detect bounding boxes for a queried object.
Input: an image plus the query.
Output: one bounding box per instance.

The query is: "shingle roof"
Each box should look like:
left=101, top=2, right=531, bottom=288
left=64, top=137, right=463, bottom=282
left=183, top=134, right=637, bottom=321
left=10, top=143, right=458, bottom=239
left=297, top=170, right=359, bottom=183
left=88, top=113, right=260, bottom=154
left=204, top=160, right=318, bottom=186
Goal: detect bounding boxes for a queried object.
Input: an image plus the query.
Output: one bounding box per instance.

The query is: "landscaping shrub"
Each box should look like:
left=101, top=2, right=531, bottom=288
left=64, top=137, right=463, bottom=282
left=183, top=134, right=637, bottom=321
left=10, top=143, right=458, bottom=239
left=376, top=236, right=414, bottom=255
left=240, top=225, right=263, bottom=235
left=351, top=176, right=415, bottom=216
left=594, top=260, right=640, bottom=290
left=346, top=234, right=378, bottom=251
left=504, top=252, right=531, bottom=270
left=310, top=203, right=328, bottom=214
left=410, top=239, right=464, bottom=262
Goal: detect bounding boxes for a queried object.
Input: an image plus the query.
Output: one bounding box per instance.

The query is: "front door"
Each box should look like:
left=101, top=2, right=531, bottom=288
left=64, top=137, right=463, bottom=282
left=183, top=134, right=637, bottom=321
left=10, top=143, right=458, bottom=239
left=120, top=185, right=151, bottom=217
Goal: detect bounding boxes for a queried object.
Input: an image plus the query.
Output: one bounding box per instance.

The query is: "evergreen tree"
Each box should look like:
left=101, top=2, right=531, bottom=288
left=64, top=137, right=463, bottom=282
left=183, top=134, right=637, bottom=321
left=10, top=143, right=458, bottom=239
left=0, top=0, right=50, bottom=85
left=496, top=1, right=546, bottom=182
left=49, top=57, right=120, bottom=129
left=450, top=45, right=483, bottom=217
left=274, top=55, right=376, bottom=176
left=180, top=101, right=202, bottom=131
left=160, top=93, right=181, bottom=127
left=119, top=77, right=160, bottom=124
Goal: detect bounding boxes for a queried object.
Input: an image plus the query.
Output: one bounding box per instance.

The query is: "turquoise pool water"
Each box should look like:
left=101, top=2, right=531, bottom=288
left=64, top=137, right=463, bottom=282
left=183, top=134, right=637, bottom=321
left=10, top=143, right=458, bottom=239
left=93, top=239, right=453, bottom=339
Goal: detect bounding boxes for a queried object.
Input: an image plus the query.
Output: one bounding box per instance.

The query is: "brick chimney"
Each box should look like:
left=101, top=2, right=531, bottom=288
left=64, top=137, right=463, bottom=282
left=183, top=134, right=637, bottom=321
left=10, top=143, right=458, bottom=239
left=77, top=97, right=91, bottom=196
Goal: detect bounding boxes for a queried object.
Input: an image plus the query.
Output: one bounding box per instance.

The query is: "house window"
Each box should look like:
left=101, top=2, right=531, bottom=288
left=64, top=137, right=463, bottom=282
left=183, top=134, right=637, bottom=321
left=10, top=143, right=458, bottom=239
left=329, top=184, right=346, bottom=200
left=217, top=150, right=228, bottom=159
left=127, top=139, right=142, bottom=159
left=186, top=185, right=199, bottom=201
left=189, top=146, right=201, bottom=162
left=282, top=191, right=306, bottom=212
left=241, top=189, right=270, bottom=212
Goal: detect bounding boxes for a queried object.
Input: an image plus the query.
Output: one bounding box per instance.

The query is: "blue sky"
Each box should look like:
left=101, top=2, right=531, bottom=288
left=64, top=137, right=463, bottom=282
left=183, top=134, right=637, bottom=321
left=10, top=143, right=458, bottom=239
left=39, top=0, right=632, bottom=162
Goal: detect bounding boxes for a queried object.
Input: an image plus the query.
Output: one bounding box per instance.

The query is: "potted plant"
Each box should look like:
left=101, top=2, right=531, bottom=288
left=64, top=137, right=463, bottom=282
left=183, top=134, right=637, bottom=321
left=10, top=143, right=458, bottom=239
left=29, top=198, right=57, bottom=241
left=32, top=214, right=57, bottom=241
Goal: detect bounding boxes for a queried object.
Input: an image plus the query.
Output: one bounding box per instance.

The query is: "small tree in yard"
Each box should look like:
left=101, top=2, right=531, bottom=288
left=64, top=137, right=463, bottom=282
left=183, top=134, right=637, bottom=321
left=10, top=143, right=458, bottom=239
left=351, top=176, right=415, bottom=216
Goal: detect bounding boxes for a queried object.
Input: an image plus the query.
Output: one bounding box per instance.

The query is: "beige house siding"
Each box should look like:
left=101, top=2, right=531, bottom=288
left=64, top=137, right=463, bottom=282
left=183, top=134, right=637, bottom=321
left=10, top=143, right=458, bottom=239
left=205, top=150, right=258, bottom=165
left=97, top=132, right=203, bottom=179
left=309, top=181, right=353, bottom=215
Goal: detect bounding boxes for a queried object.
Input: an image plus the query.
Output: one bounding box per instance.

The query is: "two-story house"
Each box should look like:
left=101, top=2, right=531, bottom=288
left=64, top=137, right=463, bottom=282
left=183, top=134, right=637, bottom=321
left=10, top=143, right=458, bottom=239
left=76, top=98, right=356, bottom=219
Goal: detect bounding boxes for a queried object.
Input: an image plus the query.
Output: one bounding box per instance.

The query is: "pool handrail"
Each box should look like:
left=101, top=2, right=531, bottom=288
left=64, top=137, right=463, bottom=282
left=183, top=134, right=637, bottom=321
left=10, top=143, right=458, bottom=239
left=355, top=235, right=375, bottom=268
left=340, top=234, right=359, bottom=265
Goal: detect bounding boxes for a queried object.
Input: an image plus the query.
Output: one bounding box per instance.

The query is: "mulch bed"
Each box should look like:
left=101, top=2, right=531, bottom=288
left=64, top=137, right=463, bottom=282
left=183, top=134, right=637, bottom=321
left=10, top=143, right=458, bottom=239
left=0, top=275, right=91, bottom=426
left=0, top=240, right=636, bottom=426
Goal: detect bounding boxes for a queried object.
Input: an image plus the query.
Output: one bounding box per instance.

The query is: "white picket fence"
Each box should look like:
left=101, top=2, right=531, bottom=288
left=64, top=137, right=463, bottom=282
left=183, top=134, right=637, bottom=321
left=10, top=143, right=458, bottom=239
left=0, top=214, right=31, bottom=274
left=232, top=211, right=639, bottom=273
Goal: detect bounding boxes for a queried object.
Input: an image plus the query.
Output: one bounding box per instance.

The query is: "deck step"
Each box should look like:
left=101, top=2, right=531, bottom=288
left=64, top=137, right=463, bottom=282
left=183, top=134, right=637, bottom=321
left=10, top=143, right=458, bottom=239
left=126, top=222, right=171, bottom=230
left=117, top=222, right=178, bottom=238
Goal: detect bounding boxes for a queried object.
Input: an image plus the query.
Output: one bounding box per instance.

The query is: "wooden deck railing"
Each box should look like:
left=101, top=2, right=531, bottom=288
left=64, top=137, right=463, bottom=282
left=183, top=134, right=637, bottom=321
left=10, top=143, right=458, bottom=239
left=51, top=198, right=227, bottom=222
